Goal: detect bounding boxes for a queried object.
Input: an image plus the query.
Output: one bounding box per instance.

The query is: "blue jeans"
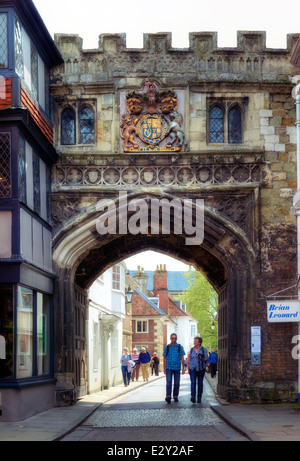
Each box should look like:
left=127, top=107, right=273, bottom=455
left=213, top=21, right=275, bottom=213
left=121, top=365, right=131, bottom=385
left=190, top=369, right=205, bottom=401
left=166, top=369, right=181, bottom=398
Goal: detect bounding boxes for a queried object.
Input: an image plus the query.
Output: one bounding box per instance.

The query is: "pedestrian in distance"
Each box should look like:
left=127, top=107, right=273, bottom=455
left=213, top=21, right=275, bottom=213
left=208, top=347, right=218, bottom=378
left=151, top=352, right=160, bottom=376
left=131, top=347, right=140, bottom=381
left=138, top=347, right=151, bottom=381
left=188, top=336, right=208, bottom=403
left=120, top=347, right=133, bottom=387
left=163, top=333, right=185, bottom=403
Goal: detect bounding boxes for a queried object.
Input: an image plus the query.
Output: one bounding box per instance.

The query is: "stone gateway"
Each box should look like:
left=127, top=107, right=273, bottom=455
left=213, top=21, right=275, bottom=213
left=50, top=31, right=299, bottom=404
left=1, top=0, right=300, bottom=421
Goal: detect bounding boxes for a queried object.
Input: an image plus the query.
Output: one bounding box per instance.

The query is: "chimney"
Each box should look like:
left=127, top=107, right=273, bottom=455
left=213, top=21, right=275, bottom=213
left=153, top=264, right=168, bottom=313
left=133, top=266, right=149, bottom=296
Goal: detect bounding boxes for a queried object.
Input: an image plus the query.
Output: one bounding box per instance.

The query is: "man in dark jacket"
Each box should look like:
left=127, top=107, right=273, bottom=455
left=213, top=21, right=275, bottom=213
left=208, top=348, right=218, bottom=378
left=138, top=347, right=151, bottom=381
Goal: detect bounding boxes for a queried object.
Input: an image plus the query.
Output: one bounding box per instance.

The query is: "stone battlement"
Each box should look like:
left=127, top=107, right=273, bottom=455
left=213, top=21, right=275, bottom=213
left=54, top=31, right=299, bottom=54
left=52, top=31, right=299, bottom=84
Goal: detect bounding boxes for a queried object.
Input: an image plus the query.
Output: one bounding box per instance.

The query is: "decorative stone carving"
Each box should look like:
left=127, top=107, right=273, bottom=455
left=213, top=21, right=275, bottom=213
left=120, top=81, right=185, bottom=153
left=52, top=160, right=262, bottom=189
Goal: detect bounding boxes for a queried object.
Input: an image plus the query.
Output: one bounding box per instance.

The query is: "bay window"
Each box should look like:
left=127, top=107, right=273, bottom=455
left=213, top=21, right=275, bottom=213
left=15, top=16, right=49, bottom=113
left=0, top=13, right=8, bottom=68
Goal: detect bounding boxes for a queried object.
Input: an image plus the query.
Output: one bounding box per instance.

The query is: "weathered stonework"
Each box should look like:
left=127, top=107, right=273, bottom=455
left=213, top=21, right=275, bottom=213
left=50, top=31, right=300, bottom=404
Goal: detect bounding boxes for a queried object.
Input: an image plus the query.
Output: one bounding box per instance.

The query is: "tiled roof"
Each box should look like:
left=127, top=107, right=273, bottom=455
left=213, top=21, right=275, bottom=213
left=134, top=288, right=167, bottom=316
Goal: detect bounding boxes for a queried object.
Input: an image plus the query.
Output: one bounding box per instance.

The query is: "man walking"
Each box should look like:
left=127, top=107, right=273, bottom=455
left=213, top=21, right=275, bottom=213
left=138, top=347, right=151, bottom=381
left=208, top=347, right=218, bottom=378
left=163, top=333, right=185, bottom=403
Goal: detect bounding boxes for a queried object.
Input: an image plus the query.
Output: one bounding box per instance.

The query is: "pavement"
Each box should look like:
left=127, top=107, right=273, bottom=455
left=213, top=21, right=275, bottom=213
left=0, top=373, right=300, bottom=442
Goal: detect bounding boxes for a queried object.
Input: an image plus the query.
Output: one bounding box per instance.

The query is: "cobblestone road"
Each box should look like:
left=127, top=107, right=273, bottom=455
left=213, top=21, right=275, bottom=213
left=62, top=375, right=248, bottom=441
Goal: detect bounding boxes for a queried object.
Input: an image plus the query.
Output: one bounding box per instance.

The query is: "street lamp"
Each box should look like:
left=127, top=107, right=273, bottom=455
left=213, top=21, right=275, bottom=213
left=211, top=320, right=215, bottom=330
left=125, top=285, right=134, bottom=303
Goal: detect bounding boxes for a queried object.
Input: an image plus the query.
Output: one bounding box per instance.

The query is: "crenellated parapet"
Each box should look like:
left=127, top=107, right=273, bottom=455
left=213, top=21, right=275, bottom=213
left=52, top=31, right=299, bottom=83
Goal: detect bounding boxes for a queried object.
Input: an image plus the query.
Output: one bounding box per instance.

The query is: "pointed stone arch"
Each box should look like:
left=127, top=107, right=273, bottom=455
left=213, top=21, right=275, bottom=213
left=52, top=191, right=257, bottom=403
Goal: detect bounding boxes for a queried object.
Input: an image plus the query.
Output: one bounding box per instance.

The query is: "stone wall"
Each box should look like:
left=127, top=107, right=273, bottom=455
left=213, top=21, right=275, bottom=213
left=50, top=31, right=300, bottom=403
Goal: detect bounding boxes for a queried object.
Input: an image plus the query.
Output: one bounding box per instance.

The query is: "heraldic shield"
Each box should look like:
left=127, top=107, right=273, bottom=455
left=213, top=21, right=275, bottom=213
left=120, top=81, right=186, bottom=153
left=136, top=114, right=169, bottom=146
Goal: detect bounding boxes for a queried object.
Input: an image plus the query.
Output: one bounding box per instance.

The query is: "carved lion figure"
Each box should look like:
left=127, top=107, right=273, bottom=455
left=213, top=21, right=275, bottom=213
left=120, top=114, right=139, bottom=149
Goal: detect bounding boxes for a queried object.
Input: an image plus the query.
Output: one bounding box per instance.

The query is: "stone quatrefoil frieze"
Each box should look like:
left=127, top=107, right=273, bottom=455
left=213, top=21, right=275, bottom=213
left=52, top=163, right=261, bottom=188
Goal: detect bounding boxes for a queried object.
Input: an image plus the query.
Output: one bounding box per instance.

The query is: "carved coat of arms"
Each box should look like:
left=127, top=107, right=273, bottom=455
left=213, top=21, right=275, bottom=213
left=120, top=80, right=185, bottom=153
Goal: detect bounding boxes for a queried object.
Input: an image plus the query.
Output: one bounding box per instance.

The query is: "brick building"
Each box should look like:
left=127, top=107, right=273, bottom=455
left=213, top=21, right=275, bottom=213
left=131, top=265, right=198, bottom=358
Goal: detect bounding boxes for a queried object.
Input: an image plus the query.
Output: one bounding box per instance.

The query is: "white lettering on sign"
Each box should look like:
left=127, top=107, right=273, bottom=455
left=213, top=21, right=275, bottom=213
left=267, top=300, right=300, bottom=323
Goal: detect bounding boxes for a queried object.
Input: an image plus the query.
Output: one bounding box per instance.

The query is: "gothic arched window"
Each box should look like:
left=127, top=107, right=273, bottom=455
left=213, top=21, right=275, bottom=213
left=209, top=106, right=224, bottom=143
left=228, top=106, right=243, bottom=143
left=61, top=108, right=76, bottom=145
left=79, top=106, right=95, bottom=144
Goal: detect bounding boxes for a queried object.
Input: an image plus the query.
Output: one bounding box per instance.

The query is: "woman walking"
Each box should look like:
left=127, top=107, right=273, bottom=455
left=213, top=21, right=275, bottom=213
left=188, top=337, right=208, bottom=403
left=120, top=347, right=133, bottom=386
left=131, top=348, right=140, bottom=381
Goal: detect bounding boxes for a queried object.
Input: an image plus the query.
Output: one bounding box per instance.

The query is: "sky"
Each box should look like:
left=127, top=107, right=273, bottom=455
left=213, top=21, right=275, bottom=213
left=33, top=0, right=300, bottom=50
left=32, top=0, right=299, bottom=271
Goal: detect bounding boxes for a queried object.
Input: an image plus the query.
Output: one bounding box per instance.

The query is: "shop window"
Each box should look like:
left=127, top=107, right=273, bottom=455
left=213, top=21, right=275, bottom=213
left=209, top=106, right=224, bottom=143
left=37, top=293, right=51, bottom=376
left=16, top=287, right=33, bottom=378
left=0, top=285, right=14, bottom=379
left=61, top=108, right=76, bottom=145
left=0, top=286, right=52, bottom=381
left=79, top=106, right=95, bottom=144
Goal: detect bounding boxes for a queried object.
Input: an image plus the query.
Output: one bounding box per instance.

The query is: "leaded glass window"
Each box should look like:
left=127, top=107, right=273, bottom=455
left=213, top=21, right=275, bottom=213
left=18, top=136, right=26, bottom=203
left=209, top=106, right=224, bottom=143
left=0, top=13, right=8, bottom=68
left=15, top=18, right=24, bottom=78
left=0, top=132, right=11, bottom=198
left=79, top=107, right=95, bottom=144
left=33, top=150, right=40, bottom=214
left=31, top=45, right=38, bottom=100
left=228, top=107, right=243, bottom=143
left=61, top=108, right=76, bottom=145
